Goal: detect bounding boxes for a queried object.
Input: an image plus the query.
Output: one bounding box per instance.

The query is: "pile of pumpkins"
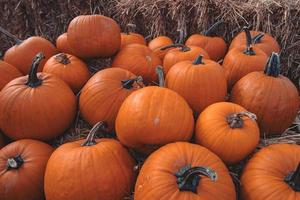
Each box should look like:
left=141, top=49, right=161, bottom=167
left=0, top=14, right=299, bottom=200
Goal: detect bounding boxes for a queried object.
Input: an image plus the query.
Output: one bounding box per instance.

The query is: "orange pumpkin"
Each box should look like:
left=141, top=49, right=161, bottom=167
left=43, top=53, right=90, bottom=93
left=0, top=53, right=76, bottom=141
left=166, top=55, right=227, bottom=113
left=121, top=24, right=146, bottom=48
left=0, top=139, right=53, bottom=200
left=148, top=36, right=174, bottom=59
left=195, top=102, right=260, bottom=164
left=135, top=142, right=236, bottom=200
left=0, top=60, right=22, bottom=90
left=44, top=122, right=136, bottom=200
left=241, top=143, right=300, bottom=200
left=231, top=53, right=299, bottom=135
left=79, top=68, right=143, bottom=131
left=56, top=33, right=74, bottom=54
left=67, top=15, right=121, bottom=58
left=112, top=44, right=162, bottom=84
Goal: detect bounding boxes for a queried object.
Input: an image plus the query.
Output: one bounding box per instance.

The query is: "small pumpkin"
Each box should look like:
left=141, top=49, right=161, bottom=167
left=166, top=55, right=227, bottom=113
left=79, top=67, right=143, bottom=131
left=44, top=122, right=136, bottom=200
left=116, top=66, right=194, bottom=154
left=135, top=142, right=236, bottom=200
left=112, top=44, right=162, bottom=84
left=222, top=27, right=268, bottom=89
left=43, top=53, right=90, bottom=93
left=0, top=60, right=22, bottom=91
left=231, top=52, right=299, bottom=135
left=0, top=53, right=76, bottom=141
left=241, top=143, right=300, bottom=200
left=121, top=24, right=146, bottom=48
left=148, top=36, right=174, bottom=59
left=0, top=139, right=53, bottom=200
left=56, top=33, right=74, bottom=54
left=186, top=20, right=227, bottom=62
left=195, top=102, right=260, bottom=164
left=67, top=15, right=121, bottom=58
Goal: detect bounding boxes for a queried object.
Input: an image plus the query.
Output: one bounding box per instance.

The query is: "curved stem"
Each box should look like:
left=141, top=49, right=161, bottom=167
left=252, top=33, right=264, bottom=44
left=243, top=26, right=255, bottom=56
left=175, top=164, right=217, bottom=193
left=54, top=53, right=71, bottom=65
left=264, top=52, right=280, bottom=77
left=193, top=55, right=204, bottom=65
left=204, top=20, right=224, bottom=36
left=125, top=23, right=136, bottom=34
left=156, top=66, right=165, bottom=87
left=26, top=52, right=45, bottom=87
left=285, top=162, right=300, bottom=191
left=0, top=26, right=23, bottom=44
left=7, top=155, right=24, bottom=170
left=160, top=44, right=190, bottom=52
left=227, top=111, right=257, bottom=128
left=81, top=121, right=107, bottom=146
left=121, top=76, right=143, bottom=89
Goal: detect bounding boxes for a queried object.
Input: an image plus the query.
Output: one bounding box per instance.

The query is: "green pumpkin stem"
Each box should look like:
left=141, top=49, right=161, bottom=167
left=26, top=52, right=45, bottom=88
left=7, top=155, right=24, bottom=170
left=193, top=55, right=204, bottom=65
left=227, top=111, right=257, bottom=128
left=155, top=66, right=165, bottom=87
left=285, top=162, right=300, bottom=191
left=175, top=165, right=217, bottom=193
left=81, top=121, right=107, bottom=146
left=264, top=52, right=280, bottom=77
left=121, top=76, right=143, bottom=89
left=252, top=33, right=265, bottom=44
left=204, top=20, right=224, bottom=36
left=125, top=23, right=137, bottom=34
left=55, top=53, right=71, bottom=65
left=0, top=26, right=23, bottom=44
left=243, top=26, right=256, bottom=56
left=160, top=44, right=190, bottom=52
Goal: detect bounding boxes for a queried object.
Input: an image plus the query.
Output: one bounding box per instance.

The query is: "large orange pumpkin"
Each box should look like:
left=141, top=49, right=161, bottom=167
left=116, top=66, right=194, bottom=154
left=0, top=60, right=22, bottom=90
left=135, top=142, right=236, bottom=200
left=148, top=36, right=174, bottom=59
left=195, top=102, right=260, bottom=164
left=44, top=122, right=136, bottom=200
left=241, top=143, right=300, bottom=200
left=56, top=33, right=74, bottom=54
left=43, top=53, right=90, bottom=93
left=231, top=53, right=299, bottom=135
left=0, top=139, right=53, bottom=200
left=166, top=55, right=227, bottom=113
left=112, top=44, right=162, bottom=84
left=67, top=15, right=121, bottom=58
left=0, top=53, right=76, bottom=141
left=79, top=68, right=143, bottom=131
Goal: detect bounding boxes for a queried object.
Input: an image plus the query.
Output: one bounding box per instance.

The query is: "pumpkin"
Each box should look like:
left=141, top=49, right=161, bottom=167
left=165, top=55, right=227, bottom=113
left=231, top=52, right=299, bottom=135
left=112, top=44, right=162, bottom=84
left=0, top=53, right=76, bottom=141
left=241, top=143, right=300, bottom=200
left=0, top=133, right=5, bottom=149
left=135, top=142, right=236, bottom=200
left=56, top=33, right=74, bottom=54
left=222, top=27, right=268, bottom=89
left=79, top=67, right=143, bottom=131
left=0, top=60, right=22, bottom=90
left=195, top=102, right=260, bottom=164
left=121, top=24, right=146, bottom=48
left=162, top=44, right=210, bottom=74
left=43, top=53, right=90, bottom=93
left=0, top=26, right=58, bottom=75
left=44, top=122, right=136, bottom=200
left=67, top=15, right=121, bottom=58
left=186, top=20, right=227, bottom=61
left=0, top=139, right=53, bottom=200
left=116, top=66, right=194, bottom=154
left=148, top=36, right=174, bottom=59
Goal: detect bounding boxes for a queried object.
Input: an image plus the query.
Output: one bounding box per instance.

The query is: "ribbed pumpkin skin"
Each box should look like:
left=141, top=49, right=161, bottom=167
left=0, top=73, right=76, bottom=141
left=195, top=102, right=260, bottom=164
left=112, top=44, right=162, bottom=84
left=0, top=60, right=22, bottom=90
left=165, top=58, right=227, bottom=113
left=44, top=138, right=136, bottom=200
left=79, top=68, right=142, bottom=131
left=121, top=33, right=146, bottom=48
left=135, top=142, right=236, bottom=200
left=43, top=53, right=90, bottom=93
left=231, top=71, right=299, bottom=135
left=116, top=86, right=194, bottom=154
left=67, top=15, right=121, bottom=58
left=241, top=144, right=300, bottom=200
left=56, top=33, right=74, bottom=54
left=4, top=36, right=59, bottom=74
left=0, top=139, right=53, bottom=200
left=186, top=35, right=227, bottom=61
left=148, top=36, right=173, bottom=59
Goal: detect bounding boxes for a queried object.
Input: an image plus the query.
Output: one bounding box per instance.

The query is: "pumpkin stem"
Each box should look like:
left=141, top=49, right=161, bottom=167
left=7, top=155, right=24, bottom=170
left=0, top=26, right=23, bottom=44
left=160, top=44, right=190, bottom=52
left=177, top=29, right=186, bottom=44
left=243, top=26, right=256, bottom=56
left=121, top=76, right=143, bottom=89
left=125, top=23, right=137, bottom=34
left=204, top=20, right=224, bottom=36
left=81, top=121, right=108, bottom=146
left=26, top=52, right=45, bottom=88
left=252, top=33, right=265, bottom=44
left=175, top=164, right=217, bottom=193
left=264, top=52, right=280, bottom=77
left=54, top=53, right=71, bottom=65
left=227, top=111, right=257, bottom=128
left=156, top=65, right=165, bottom=87
left=193, top=55, right=204, bottom=65
left=285, top=162, right=300, bottom=191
